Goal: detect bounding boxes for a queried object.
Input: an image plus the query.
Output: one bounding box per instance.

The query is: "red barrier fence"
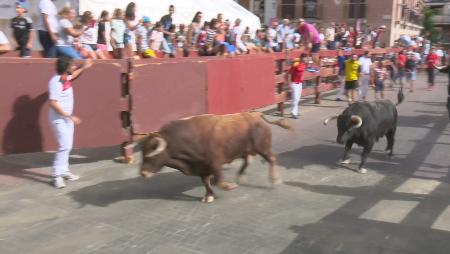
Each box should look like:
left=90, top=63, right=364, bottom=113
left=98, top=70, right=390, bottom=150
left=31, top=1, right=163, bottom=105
left=0, top=48, right=399, bottom=156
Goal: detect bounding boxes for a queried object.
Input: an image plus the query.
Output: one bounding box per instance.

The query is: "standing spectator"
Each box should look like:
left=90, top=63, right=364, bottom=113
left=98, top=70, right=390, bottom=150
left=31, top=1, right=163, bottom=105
left=136, top=16, right=154, bottom=58
left=289, top=55, right=306, bottom=119
left=372, top=25, right=386, bottom=48
left=150, top=22, right=164, bottom=54
left=160, top=5, right=175, bottom=57
left=277, top=19, right=292, bottom=51
left=232, top=18, right=248, bottom=54
left=358, top=51, right=372, bottom=101
left=372, top=60, right=388, bottom=100
left=325, top=22, right=336, bottom=50
left=344, top=54, right=361, bottom=103
left=396, top=50, right=407, bottom=87
left=426, top=48, right=439, bottom=90
left=48, top=56, right=92, bottom=188
left=124, top=2, right=138, bottom=58
left=335, top=49, right=347, bottom=101
left=55, top=7, right=84, bottom=59
left=110, top=8, right=126, bottom=59
left=176, top=24, right=187, bottom=49
left=185, top=11, right=203, bottom=56
left=11, top=1, right=33, bottom=58
left=297, top=18, right=322, bottom=53
left=97, top=10, right=111, bottom=58
left=405, top=52, right=417, bottom=93
left=38, top=0, right=59, bottom=58
left=0, top=30, right=11, bottom=53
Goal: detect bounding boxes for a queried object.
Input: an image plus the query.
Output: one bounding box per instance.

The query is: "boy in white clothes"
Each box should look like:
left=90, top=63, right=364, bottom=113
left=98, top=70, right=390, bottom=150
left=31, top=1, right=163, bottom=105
left=48, top=56, right=92, bottom=188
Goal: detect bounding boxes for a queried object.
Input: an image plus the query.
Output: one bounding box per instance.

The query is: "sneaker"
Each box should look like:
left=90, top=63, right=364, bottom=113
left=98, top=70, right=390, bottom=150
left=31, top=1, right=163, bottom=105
left=335, top=98, right=342, bottom=101
left=63, top=172, right=80, bottom=181
left=54, top=176, right=66, bottom=189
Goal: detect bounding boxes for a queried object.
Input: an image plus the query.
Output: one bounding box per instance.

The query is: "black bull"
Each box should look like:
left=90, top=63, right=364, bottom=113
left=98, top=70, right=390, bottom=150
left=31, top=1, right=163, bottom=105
left=324, top=100, right=400, bottom=173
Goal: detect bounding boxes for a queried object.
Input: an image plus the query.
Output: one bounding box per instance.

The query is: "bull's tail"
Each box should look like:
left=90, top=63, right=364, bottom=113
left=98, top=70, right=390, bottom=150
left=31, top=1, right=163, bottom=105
left=251, top=112, right=295, bottom=131
left=396, top=87, right=404, bottom=106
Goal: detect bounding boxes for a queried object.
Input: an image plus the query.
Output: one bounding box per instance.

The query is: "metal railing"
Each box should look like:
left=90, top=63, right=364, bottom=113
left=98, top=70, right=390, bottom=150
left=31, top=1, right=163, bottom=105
left=432, top=14, right=450, bottom=24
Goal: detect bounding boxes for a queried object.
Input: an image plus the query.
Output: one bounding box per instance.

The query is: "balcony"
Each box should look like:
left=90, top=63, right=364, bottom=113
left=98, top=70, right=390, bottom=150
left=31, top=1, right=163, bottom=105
left=424, top=0, right=450, bottom=7
left=432, top=14, right=450, bottom=25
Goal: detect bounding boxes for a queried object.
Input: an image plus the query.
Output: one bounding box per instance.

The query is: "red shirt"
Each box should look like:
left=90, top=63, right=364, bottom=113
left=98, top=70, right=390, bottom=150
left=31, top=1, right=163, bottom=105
left=289, top=63, right=306, bottom=83
left=397, top=54, right=407, bottom=68
left=426, top=53, right=438, bottom=69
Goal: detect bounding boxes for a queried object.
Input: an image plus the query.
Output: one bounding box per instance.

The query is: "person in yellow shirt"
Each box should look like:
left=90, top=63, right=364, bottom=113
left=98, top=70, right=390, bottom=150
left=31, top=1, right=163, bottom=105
left=344, top=54, right=361, bottom=103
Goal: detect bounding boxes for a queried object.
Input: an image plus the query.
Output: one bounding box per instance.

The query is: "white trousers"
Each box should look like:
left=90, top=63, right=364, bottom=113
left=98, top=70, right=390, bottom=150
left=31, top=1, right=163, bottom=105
left=291, top=82, right=303, bottom=116
left=359, top=74, right=370, bottom=100
left=50, top=119, right=74, bottom=177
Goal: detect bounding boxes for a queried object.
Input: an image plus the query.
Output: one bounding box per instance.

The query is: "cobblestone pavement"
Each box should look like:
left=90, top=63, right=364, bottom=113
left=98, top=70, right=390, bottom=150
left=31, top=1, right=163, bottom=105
left=1, top=74, right=449, bottom=254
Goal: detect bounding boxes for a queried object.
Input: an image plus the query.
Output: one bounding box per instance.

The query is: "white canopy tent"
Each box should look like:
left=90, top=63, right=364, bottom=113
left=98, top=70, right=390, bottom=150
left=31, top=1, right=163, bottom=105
left=78, top=0, right=261, bottom=32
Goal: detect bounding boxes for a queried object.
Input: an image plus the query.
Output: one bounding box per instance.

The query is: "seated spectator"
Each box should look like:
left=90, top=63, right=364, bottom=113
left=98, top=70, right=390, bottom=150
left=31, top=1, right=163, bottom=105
left=97, top=10, right=111, bottom=58
left=150, top=22, right=164, bottom=55
left=55, top=7, right=84, bottom=59
left=80, top=11, right=105, bottom=59
left=11, top=1, right=33, bottom=57
left=176, top=24, right=187, bottom=49
left=111, top=8, right=126, bottom=59
left=0, top=30, right=11, bottom=54
left=136, top=16, right=155, bottom=58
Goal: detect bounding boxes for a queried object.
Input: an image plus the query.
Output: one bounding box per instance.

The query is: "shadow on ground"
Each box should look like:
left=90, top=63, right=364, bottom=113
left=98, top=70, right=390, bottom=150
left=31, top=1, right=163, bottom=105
left=68, top=172, right=201, bottom=207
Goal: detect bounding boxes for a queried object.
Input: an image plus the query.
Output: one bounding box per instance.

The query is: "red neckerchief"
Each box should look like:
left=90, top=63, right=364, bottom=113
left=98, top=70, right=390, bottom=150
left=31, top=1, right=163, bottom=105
left=60, top=76, right=72, bottom=91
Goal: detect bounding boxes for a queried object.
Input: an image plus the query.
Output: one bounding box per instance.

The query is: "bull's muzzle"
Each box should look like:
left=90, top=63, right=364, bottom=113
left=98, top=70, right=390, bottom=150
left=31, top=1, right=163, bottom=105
left=140, top=171, right=155, bottom=178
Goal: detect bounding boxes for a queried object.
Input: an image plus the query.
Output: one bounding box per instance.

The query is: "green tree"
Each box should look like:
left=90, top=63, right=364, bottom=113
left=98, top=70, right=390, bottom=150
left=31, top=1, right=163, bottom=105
left=422, top=7, right=440, bottom=43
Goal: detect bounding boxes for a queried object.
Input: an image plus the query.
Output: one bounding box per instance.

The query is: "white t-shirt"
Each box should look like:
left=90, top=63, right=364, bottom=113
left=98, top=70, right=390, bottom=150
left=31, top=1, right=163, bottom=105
left=38, top=0, right=59, bottom=33
left=56, top=19, right=74, bottom=46
left=267, top=28, right=278, bottom=47
left=48, top=75, right=74, bottom=123
left=359, top=56, right=372, bottom=75
left=136, top=25, right=149, bottom=51
left=150, top=30, right=164, bottom=51
left=80, top=25, right=98, bottom=45
left=0, top=31, right=9, bottom=44
left=232, top=26, right=244, bottom=43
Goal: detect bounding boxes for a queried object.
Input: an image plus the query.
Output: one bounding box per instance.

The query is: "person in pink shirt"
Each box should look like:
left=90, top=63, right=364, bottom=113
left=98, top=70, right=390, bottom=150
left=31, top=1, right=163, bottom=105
left=297, top=19, right=321, bottom=53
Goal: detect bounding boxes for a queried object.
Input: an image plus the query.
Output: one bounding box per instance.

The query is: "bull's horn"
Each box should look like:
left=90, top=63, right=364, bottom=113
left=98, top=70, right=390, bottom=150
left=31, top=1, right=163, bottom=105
left=323, top=115, right=339, bottom=125
left=351, top=115, right=363, bottom=128
left=145, top=137, right=167, bottom=158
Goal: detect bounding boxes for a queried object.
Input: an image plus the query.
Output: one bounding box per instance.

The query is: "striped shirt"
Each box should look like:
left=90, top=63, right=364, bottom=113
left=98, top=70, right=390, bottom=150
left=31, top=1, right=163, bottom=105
left=206, top=29, right=216, bottom=46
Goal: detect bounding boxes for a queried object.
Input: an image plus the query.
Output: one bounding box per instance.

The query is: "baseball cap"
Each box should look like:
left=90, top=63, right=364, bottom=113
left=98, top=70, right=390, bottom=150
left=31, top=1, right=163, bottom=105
left=142, top=16, right=151, bottom=23
left=16, top=1, right=28, bottom=11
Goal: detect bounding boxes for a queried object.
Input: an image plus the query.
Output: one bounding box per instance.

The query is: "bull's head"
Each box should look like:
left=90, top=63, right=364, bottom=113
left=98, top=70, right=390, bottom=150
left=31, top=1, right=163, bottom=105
left=324, top=114, right=363, bottom=144
left=140, top=135, right=168, bottom=178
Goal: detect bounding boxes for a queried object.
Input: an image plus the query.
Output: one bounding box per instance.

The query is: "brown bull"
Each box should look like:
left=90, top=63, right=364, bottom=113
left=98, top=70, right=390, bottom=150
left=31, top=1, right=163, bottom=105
left=139, top=112, right=293, bottom=203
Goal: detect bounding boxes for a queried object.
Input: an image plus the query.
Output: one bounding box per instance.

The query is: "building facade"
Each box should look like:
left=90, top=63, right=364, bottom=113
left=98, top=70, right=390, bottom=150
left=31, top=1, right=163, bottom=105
left=424, top=0, right=450, bottom=45
left=238, top=0, right=424, bottom=47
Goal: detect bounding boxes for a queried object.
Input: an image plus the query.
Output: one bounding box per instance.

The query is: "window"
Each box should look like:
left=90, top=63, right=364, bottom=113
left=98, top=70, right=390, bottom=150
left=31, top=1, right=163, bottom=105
left=303, top=0, right=318, bottom=18
left=348, top=0, right=366, bottom=19
left=281, top=0, right=295, bottom=19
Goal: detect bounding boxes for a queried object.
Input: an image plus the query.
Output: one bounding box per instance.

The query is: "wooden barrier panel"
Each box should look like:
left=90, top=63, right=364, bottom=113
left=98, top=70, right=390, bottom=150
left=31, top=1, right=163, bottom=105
left=0, top=58, right=129, bottom=155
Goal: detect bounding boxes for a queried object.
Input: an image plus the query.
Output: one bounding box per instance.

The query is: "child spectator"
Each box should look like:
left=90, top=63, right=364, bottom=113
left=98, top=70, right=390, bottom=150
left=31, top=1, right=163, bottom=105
left=11, top=1, right=33, bottom=57
left=136, top=16, right=155, bottom=58
left=111, top=8, right=126, bottom=59
left=55, top=7, right=84, bottom=59
left=97, top=10, right=110, bottom=57
left=176, top=24, right=187, bottom=49
left=372, top=60, right=388, bottom=100
left=0, top=30, right=11, bottom=53
left=48, top=56, right=92, bottom=188
left=150, top=22, right=164, bottom=54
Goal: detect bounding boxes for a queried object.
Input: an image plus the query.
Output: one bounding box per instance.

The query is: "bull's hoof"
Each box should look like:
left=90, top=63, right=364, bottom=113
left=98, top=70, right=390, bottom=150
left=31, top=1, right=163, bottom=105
left=339, top=159, right=351, bottom=165
left=236, top=175, right=248, bottom=184
left=113, top=156, right=134, bottom=164
left=218, top=182, right=238, bottom=191
left=357, top=168, right=368, bottom=174
left=201, top=195, right=215, bottom=203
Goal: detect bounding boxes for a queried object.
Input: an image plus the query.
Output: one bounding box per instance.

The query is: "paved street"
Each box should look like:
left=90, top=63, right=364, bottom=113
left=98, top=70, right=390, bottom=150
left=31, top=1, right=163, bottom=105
left=0, top=73, right=449, bottom=254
